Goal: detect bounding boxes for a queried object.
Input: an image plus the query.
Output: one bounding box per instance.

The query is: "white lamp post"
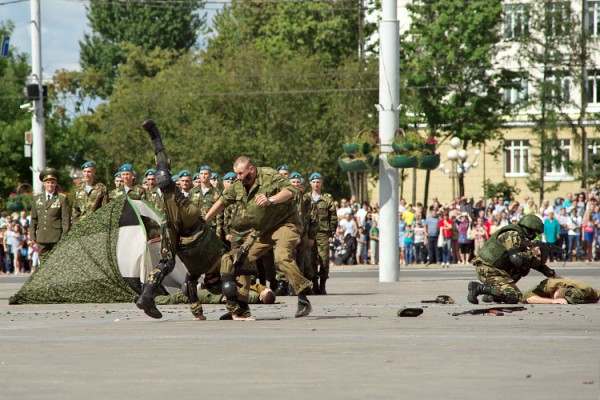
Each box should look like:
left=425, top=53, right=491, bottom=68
left=439, top=137, right=480, bottom=199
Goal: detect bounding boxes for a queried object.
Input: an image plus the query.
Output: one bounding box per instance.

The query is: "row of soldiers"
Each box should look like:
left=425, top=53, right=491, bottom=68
left=66, top=159, right=339, bottom=295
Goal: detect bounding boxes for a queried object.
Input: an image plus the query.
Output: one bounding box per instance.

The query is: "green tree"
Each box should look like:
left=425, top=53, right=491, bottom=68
left=79, top=0, right=206, bottom=96
left=401, top=0, right=505, bottom=204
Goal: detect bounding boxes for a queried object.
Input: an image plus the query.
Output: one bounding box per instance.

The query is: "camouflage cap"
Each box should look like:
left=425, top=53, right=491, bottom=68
left=39, top=167, right=59, bottom=182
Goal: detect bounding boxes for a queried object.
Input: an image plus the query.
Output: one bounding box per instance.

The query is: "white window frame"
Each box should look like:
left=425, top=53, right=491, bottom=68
left=503, top=75, right=529, bottom=105
left=504, top=140, right=530, bottom=177
left=504, top=3, right=529, bottom=40
left=544, top=139, right=574, bottom=181
left=546, top=73, right=573, bottom=105
left=587, top=70, right=600, bottom=105
left=545, top=2, right=570, bottom=38
left=587, top=1, right=600, bottom=37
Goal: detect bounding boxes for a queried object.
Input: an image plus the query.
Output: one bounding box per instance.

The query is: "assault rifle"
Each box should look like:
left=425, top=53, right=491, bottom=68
left=451, top=306, right=527, bottom=317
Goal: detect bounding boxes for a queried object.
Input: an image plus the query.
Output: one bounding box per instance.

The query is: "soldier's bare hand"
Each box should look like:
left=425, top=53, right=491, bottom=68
left=552, top=298, right=568, bottom=305
left=532, top=247, right=541, bottom=257
left=255, top=194, right=270, bottom=207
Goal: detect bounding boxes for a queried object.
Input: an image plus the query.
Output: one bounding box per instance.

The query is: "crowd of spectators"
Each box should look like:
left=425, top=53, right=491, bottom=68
left=330, top=190, right=600, bottom=266
left=0, top=211, right=38, bottom=275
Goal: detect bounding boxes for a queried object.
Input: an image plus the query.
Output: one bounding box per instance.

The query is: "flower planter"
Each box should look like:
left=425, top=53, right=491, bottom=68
left=419, top=154, right=441, bottom=170
left=391, top=141, right=414, bottom=153
left=338, top=155, right=375, bottom=172
left=388, top=154, right=418, bottom=169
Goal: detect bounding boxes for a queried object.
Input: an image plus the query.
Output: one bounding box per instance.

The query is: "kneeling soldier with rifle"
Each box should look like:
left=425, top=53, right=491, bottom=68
left=135, top=120, right=228, bottom=320
left=467, top=214, right=559, bottom=305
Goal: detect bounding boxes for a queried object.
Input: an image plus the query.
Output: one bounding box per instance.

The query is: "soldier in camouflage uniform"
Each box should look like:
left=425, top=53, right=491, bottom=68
left=113, top=171, right=122, bottom=190
left=30, top=168, right=71, bottom=261
left=109, top=164, right=148, bottom=201
left=309, top=172, right=337, bottom=295
left=210, top=172, right=221, bottom=189
left=135, top=120, right=228, bottom=320
left=523, top=277, right=600, bottom=304
left=205, top=156, right=313, bottom=319
left=144, top=169, right=164, bottom=212
left=467, top=214, right=558, bottom=304
left=72, top=161, right=108, bottom=224
left=189, top=165, right=223, bottom=239
left=177, top=169, right=193, bottom=197
left=221, top=172, right=237, bottom=246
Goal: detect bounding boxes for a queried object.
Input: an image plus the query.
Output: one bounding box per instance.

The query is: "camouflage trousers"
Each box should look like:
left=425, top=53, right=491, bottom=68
left=221, top=223, right=312, bottom=315
left=475, top=262, right=523, bottom=302
left=311, top=232, right=331, bottom=279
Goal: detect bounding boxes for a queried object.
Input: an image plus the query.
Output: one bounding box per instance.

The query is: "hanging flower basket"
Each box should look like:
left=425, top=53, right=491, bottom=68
left=342, top=129, right=379, bottom=156
left=391, top=141, right=414, bottom=153
left=338, top=154, right=376, bottom=172
left=387, top=154, right=418, bottom=169
left=419, top=154, right=441, bottom=170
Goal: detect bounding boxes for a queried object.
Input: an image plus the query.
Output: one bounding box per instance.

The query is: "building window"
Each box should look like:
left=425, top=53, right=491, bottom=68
left=504, top=140, right=529, bottom=176
left=504, top=3, right=530, bottom=39
left=587, top=70, right=600, bottom=105
left=545, top=72, right=572, bottom=105
left=587, top=1, right=600, bottom=37
left=587, top=139, right=600, bottom=161
left=503, top=74, right=529, bottom=105
left=545, top=2, right=571, bottom=38
left=544, top=139, right=572, bottom=179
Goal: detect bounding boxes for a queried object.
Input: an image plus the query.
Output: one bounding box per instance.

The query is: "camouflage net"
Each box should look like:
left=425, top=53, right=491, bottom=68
left=9, top=197, right=138, bottom=304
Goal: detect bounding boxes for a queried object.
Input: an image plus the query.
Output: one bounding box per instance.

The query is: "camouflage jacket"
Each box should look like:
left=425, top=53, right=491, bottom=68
left=72, top=181, right=108, bottom=224
left=189, top=185, right=223, bottom=237
left=30, top=192, right=71, bottom=244
left=220, top=167, right=300, bottom=235
left=109, top=185, right=148, bottom=202
left=311, top=192, right=337, bottom=237
left=523, top=278, right=600, bottom=304
left=295, top=191, right=317, bottom=240
left=147, top=187, right=164, bottom=212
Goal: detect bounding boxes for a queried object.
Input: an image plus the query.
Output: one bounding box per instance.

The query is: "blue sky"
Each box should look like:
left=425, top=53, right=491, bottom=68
left=2, top=0, right=221, bottom=82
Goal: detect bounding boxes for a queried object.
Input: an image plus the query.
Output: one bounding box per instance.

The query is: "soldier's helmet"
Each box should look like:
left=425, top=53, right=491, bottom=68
left=518, top=214, right=544, bottom=237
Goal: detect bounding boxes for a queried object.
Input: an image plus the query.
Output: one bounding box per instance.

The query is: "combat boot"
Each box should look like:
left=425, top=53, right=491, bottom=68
left=287, top=283, right=296, bottom=296
left=295, top=289, right=312, bottom=318
left=312, top=277, right=319, bottom=294
left=467, top=281, right=493, bottom=305
left=274, top=280, right=288, bottom=296
left=141, top=119, right=174, bottom=191
left=135, top=267, right=166, bottom=319
left=481, top=294, right=494, bottom=303
left=318, top=278, right=328, bottom=295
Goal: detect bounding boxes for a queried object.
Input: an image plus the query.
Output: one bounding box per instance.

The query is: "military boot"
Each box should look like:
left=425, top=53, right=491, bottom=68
left=295, top=289, right=312, bottom=318
left=467, top=281, right=493, bottom=305
left=318, top=278, right=328, bottom=295
left=135, top=266, right=167, bottom=319
left=141, top=119, right=173, bottom=191
left=312, top=277, right=319, bottom=294
left=287, top=283, right=296, bottom=296
left=274, top=280, right=288, bottom=296
left=481, top=294, right=494, bottom=303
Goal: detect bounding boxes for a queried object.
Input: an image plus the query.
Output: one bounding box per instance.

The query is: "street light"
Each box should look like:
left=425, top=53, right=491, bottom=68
left=438, top=137, right=480, bottom=199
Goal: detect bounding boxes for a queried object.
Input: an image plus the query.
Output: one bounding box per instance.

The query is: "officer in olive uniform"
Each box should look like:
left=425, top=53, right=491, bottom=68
left=144, top=169, right=164, bottom=212
left=309, top=172, right=337, bottom=295
left=135, top=120, right=228, bottom=320
left=467, top=214, right=558, bottom=304
left=204, top=156, right=313, bottom=319
left=30, top=168, right=71, bottom=261
left=109, top=164, right=149, bottom=201
left=189, top=165, right=223, bottom=239
left=72, top=161, right=108, bottom=224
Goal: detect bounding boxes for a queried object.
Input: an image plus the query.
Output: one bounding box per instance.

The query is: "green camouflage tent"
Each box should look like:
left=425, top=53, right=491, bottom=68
left=9, top=197, right=187, bottom=304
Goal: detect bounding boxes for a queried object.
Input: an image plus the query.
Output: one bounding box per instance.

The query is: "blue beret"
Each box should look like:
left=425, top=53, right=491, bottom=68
left=119, top=163, right=133, bottom=172
left=211, top=172, right=219, bottom=180
left=144, top=168, right=157, bottom=177
left=192, top=172, right=199, bottom=180
left=277, top=164, right=290, bottom=172
left=222, top=172, right=236, bottom=181
left=300, top=178, right=306, bottom=185
left=114, top=172, right=121, bottom=178
left=197, top=165, right=212, bottom=172
left=179, top=169, right=192, bottom=177
left=172, top=173, right=179, bottom=181
left=142, top=178, right=147, bottom=184
left=290, top=172, right=302, bottom=179
left=309, top=172, right=322, bottom=181
left=81, top=161, right=96, bottom=169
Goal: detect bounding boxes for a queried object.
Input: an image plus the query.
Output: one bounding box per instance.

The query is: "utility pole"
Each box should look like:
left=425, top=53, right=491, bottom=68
left=580, top=0, right=588, bottom=189
left=30, top=0, right=46, bottom=194
left=378, top=0, right=399, bottom=282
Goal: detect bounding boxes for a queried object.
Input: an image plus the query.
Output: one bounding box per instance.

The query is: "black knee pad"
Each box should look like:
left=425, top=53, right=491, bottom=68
left=221, top=274, right=238, bottom=300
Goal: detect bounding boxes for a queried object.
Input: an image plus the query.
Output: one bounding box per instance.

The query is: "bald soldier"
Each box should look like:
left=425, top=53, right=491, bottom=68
left=205, top=156, right=313, bottom=319
left=30, top=168, right=71, bottom=261
left=72, top=161, right=108, bottom=224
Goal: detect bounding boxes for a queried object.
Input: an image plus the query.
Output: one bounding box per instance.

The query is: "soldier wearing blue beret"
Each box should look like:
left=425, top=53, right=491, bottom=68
left=189, top=165, right=223, bottom=239
left=276, top=164, right=291, bottom=180
left=144, top=169, right=163, bottom=212
left=178, top=169, right=192, bottom=197
left=109, top=163, right=148, bottom=202
left=72, top=161, right=108, bottom=224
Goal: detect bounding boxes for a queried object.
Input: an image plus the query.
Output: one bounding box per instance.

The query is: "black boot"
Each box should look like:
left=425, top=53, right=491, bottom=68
left=141, top=120, right=173, bottom=191
left=287, top=283, right=296, bottom=296
left=319, top=278, right=328, bottom=295
left=295, top=289, right=312, bottom=318
left=312, top=277, right=319, bottom=294
left=274, top=280, right=288, bottom=296
left=481, top=294, right=494, bottom=303
left=467, top=281, right=493, bottom=304
left=135, top=267, right=166, bottom=319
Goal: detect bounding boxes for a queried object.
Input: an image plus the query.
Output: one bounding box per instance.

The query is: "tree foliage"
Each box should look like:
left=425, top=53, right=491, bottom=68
left=79, top=0, right=207, bottom=95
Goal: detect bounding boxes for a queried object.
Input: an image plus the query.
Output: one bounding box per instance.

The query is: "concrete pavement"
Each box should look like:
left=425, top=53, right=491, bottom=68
left=1, top=263, right=599, bottom=400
